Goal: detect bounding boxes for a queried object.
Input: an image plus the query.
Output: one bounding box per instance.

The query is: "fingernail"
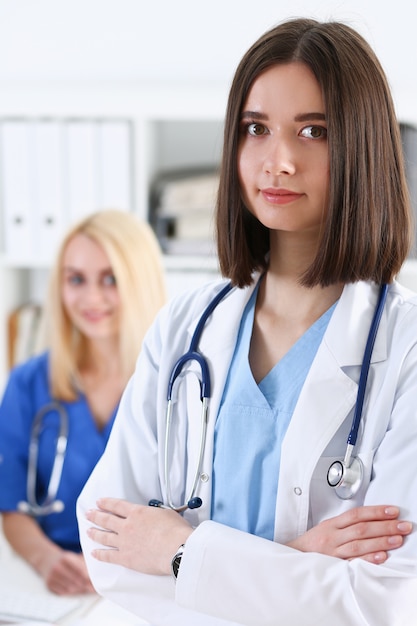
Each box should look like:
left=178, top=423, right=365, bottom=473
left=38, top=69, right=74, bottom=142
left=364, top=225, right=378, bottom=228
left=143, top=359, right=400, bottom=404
left=373, top=552, right=386, bottom=563
left=388, top=535, right=402, bottom=546
left=397, top=521, right=412, bottom=532
left=384, top=507, right=399, bottom=516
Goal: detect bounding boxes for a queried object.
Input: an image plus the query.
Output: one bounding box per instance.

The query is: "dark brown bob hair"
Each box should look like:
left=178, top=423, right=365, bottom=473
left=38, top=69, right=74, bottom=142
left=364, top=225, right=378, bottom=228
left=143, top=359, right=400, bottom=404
left=216, top=18, right=413, bottom=287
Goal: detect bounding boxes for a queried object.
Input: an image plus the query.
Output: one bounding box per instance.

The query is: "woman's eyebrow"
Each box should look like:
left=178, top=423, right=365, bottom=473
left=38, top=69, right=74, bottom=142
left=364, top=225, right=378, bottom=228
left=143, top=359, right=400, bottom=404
left=240, top=110, right=268, bottom=120
left=294, top=112, right=326, bottom=122
left=240, top=111, right=326, bottom=122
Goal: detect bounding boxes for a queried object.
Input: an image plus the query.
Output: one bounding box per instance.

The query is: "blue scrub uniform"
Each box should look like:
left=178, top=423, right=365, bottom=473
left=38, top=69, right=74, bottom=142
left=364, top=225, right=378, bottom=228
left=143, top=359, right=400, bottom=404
left=212, top=289, right=336, bottom=539
left=0, top=352, right=118, bottom=551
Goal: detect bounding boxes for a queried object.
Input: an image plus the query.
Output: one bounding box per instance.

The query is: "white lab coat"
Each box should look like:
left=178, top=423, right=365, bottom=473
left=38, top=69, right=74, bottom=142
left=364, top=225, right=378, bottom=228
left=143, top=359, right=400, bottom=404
left=77, top=276, right=417, bottom=626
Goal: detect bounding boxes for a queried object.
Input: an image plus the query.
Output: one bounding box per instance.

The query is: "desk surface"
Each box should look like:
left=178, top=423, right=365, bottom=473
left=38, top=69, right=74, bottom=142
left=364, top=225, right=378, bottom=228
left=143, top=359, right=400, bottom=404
left=0, top=530, right=151, bottom=626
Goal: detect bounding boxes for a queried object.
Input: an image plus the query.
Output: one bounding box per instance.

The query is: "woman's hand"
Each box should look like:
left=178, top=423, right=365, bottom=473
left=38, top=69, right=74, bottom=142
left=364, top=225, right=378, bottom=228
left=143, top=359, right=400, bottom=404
left=86, top=498, right=193, bottom=575
left=2, top=512, right=95, bottom=595
left=39, top=550, right=95, bottom=595
left=287, top=505, right=413, bottom=564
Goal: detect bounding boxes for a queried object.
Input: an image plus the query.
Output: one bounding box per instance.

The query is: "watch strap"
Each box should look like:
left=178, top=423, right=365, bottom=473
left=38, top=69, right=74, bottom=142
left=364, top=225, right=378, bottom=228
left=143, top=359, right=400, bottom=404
left=171, top=544, right=185, bottom=580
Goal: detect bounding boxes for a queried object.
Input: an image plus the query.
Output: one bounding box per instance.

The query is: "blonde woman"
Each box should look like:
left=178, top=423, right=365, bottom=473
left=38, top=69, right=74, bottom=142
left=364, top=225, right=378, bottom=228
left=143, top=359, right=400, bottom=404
left=0, top=209, right=166, bottom=595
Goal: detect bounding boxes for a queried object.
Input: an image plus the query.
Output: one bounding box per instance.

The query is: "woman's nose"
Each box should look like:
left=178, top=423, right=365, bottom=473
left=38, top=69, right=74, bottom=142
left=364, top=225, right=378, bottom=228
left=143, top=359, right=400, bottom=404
left=83, top=282, right=104, bottom=303
left=263, top=135, right=296, bottom=176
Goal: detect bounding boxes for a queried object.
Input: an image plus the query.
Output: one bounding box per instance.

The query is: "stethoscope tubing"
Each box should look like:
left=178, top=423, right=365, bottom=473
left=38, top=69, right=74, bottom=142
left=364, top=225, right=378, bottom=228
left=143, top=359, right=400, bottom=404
left=18, top=401, right=68, bottom=516
left=157, top=282, right=234, bottom=512
left=347, top=284, right=388, bottom=448
left=166, top=282, right=234, bottom=403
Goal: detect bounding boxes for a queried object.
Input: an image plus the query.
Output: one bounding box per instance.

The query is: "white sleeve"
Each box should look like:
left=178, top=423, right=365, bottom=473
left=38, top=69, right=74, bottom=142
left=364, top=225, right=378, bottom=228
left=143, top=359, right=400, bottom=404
left=176, top=521, right=417, bottom=626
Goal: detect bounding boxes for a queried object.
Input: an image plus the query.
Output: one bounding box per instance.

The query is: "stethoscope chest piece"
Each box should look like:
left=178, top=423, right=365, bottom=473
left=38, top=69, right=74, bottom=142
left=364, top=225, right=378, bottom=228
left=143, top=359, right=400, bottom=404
left=327, top=456, right=363, bottom=500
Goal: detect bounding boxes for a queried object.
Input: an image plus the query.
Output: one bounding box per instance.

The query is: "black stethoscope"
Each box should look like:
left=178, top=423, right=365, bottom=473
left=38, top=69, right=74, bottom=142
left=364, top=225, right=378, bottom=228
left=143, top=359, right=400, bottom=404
left=18, top=401, right=69, bottom=516
left=148, top=282, right=388, bottom=512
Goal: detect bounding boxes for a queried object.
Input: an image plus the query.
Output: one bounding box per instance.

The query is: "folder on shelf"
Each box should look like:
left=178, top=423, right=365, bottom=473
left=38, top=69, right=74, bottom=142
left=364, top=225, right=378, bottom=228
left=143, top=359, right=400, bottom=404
left=0, top=120, right=37, bottom=262
left=64, top=119, right=133, bottom=223
left=97, top=120, right=133, bottom=212
left=0, top=117, right=134, bottom=266
left=65, top=120, right=98, bottom=223
left=32, top=120, right=66, bottom=263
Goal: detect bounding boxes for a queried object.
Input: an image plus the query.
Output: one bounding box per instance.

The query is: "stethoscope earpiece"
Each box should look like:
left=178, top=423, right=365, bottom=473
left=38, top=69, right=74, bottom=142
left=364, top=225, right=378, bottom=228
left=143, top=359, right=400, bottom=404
left=50, top=499, right=65, bottom=513
left=148, top=499, right=164, bottom=508
left=187, top=497, right=202, bottom=509
left=18, top=498, right=65, bottom=516
left=17, top=500, right=31, bottom=514
left=148, top=496, right=202, bottom=511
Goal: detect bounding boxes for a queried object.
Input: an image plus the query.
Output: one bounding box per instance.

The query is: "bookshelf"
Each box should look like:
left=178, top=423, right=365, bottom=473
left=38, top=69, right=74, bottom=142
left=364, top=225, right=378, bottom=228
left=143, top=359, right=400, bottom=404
left=0, top=82, right=226, bottom=390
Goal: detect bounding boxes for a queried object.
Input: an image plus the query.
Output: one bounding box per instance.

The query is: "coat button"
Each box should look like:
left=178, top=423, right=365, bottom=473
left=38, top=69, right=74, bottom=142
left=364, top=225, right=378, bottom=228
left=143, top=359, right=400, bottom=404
left=200, top=473, right=209, bottom=482
left=294, top=487, right=302, bottom=496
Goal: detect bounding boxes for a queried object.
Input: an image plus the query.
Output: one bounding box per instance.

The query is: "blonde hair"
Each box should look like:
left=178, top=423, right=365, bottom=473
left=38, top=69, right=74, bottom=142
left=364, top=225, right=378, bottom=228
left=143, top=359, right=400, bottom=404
left=44, top=210, right=167, bottom=400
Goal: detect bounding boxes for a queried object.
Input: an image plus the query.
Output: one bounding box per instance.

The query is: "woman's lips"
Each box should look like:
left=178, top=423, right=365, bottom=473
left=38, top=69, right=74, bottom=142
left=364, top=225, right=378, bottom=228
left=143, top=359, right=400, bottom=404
left=261, top=188, right=303, bottom=205
left=82, top=310, right=109, bottom=322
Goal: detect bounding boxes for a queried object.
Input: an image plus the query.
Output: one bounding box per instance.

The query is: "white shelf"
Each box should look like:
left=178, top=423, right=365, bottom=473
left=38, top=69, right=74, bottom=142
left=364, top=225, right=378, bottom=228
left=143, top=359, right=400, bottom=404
left=0, top=85, right=226, bottom=389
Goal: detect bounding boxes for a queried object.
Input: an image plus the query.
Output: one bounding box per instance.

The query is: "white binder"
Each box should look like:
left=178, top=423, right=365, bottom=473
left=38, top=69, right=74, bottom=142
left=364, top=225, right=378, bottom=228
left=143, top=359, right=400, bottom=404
left=32, top=120, right=65, bottom=263
left=0, top=120, right=36, bottom=262
left=65, top=119, right=99, bottom=223
left=0, top=117, right=133, bottom=264
left=97, top=120, right=132, bottom=212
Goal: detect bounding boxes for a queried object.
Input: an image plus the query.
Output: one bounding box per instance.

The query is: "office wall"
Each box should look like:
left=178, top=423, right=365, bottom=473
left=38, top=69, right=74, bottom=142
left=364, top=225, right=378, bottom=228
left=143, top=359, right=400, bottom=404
left=0, top=0, right=416, bottom=123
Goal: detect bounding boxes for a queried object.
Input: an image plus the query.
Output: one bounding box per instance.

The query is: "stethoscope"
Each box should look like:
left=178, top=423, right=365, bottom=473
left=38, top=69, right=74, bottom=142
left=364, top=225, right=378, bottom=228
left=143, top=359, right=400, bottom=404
left=149, top=281, right=388, bottom=511
left=18, top=401, right=69, bottom=516
left=149, top=282, right=234, bottom=512
left=327, top=283, right=388, bottom=499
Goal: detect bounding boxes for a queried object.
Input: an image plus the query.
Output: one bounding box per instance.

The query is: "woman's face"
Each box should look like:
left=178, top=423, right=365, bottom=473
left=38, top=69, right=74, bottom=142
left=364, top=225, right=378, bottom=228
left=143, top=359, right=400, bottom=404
left=61, top=233, right=121, bottom=341
left=237, top=62, right=329, bottom=239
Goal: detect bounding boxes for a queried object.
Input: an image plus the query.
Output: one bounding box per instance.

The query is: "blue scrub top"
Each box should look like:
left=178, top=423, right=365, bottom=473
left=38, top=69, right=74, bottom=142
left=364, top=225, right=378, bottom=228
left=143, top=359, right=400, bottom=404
left=212, top=288, right=336, bottom=539
left=0, top=352, right=118, bottom=551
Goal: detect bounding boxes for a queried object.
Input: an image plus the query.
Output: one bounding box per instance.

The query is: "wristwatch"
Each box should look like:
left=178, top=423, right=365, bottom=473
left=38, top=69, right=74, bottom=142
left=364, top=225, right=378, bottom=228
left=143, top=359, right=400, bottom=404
left=171, top=544, right=185, bottom=580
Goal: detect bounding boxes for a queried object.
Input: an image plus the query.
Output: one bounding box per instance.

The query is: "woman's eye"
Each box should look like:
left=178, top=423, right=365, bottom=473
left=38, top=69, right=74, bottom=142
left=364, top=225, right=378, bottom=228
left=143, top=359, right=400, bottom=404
left=102, top=273, right=117, bottom=287
left=300, top=125, right=327, bottom=139
left=68, top=274, right=84, bottom=285
left=247, top=122, right=268, bottom=136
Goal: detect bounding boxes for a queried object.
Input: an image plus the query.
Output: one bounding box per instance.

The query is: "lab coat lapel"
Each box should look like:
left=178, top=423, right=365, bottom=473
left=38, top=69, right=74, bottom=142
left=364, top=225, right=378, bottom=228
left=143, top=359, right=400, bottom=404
left=326, top=281, right=387, bottom=367
left=275, top=281, right=388, bottom=541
